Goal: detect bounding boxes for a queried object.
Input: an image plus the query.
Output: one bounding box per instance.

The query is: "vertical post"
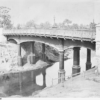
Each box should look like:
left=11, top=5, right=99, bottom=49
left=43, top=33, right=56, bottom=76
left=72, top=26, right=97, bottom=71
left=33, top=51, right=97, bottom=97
left=72, top=47, right=81, bottom=76
left=30, top=42, right=36, bottom=64
left=31, top=70, right=33, bottom=89
left=86, top=49, right=92, bottom=70
left=18, top=43, right=22, bottom=66
left=58, top=39, right=65, bottom=83
left=52, top=78, right=53, bottom=86
left=42, top=43, right=46, bottom=61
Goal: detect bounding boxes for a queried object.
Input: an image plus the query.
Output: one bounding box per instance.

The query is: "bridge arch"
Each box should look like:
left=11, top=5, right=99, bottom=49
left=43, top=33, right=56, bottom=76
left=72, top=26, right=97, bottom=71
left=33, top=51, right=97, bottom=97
left=7, top=36, right=20, bottom=44
left=20, top=40, right=59, bottom=53
left=64, top=39, right=95, bottom=51
left=64, top=45, right=95, bottom=52
left=19, top=36, right=62, bottom=52
left=7, top=38, right=17, bottom=44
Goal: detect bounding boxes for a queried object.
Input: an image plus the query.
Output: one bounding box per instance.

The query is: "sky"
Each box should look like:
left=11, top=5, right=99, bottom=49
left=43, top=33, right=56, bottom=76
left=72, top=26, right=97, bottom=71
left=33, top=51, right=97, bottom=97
left=0, top=0, right=100, bottom=26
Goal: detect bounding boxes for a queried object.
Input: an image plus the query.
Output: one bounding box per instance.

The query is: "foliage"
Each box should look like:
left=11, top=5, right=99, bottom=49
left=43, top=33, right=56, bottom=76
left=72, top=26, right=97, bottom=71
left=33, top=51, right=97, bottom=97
left=63, top=19, right=72, bottom=26
left=0, top=6, right=13, bottom=29
left=25, top=20, right=36, bottom=28
left=24, top=19, right=96, bottom=30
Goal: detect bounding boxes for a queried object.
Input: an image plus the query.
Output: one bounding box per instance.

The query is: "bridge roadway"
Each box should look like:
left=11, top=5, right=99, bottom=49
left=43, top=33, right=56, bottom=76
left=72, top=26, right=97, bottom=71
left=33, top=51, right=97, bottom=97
left=3, top=28, right=96, bottom=83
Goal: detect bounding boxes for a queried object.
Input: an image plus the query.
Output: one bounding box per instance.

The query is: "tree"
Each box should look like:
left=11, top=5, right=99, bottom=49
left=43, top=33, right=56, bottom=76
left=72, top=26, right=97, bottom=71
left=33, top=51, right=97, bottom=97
left=39, top=21, right=51, bottom=29
left=0, top=6, right=13, bottom=29
left=16, top=24, right=21, bottom=29
left=25, top=20, right=36, bottom=28
left=72, top=23, right=79, bottom=29
left=63, top=19, right=72, bottom=26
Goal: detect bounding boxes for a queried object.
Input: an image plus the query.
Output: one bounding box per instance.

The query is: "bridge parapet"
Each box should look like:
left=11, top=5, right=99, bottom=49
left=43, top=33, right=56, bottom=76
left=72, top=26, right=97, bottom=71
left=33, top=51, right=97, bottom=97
left=3, top=29, right=95, bottom=41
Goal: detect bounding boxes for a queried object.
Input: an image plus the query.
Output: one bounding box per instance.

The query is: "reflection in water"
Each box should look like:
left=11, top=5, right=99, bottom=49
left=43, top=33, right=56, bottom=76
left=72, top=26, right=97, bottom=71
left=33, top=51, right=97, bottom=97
left=0, top=64, right=51, bottom=97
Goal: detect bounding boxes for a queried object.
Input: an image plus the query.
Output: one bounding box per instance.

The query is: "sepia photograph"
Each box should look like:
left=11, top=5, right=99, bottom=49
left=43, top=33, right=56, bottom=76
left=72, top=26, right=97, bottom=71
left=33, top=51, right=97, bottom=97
left=0, top=0, right=100, bottom=98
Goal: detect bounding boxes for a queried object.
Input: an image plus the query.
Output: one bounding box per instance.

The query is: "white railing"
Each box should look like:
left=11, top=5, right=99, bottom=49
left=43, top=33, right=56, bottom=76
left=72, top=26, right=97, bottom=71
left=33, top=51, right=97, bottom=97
left=3, top=29, right=95, bottom=40
left=51, top=66, right=98, bottom=87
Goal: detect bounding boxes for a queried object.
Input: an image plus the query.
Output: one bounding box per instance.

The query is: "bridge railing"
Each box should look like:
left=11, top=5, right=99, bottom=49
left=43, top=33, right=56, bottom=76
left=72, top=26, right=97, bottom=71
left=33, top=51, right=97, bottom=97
left=3, top=29, right=95, bottom=40
left=51, top=66, right=98, bottom=87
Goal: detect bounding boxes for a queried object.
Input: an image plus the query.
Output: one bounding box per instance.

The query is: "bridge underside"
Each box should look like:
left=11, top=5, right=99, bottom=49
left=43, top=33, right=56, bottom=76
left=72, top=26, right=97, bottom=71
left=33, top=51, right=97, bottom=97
left=7, top=35, right=95, bottom=51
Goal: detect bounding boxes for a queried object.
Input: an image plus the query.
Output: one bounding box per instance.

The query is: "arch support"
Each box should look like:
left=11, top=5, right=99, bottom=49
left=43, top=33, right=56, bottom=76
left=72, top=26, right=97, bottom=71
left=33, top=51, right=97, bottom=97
left=17, top=43, right=23, bottom=66
left=72, top=47, right=81, bottom=76
left=86, top=49, right=92, bottom=70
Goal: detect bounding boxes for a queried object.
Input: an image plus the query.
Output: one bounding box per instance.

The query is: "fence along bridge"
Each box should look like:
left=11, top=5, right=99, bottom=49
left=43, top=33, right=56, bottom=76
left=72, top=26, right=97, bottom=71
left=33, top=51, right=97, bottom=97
left=3, top=28, right=96, bottom=83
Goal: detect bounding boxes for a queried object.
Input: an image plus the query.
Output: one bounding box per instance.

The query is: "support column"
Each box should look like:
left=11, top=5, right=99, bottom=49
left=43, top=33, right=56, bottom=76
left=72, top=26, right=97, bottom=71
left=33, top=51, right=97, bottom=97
left=17, top=44, right=22, bottom=66
left=58, top=39, right=65, bottom=83
left=30, top=42, right=36, bottom=64
left=86, top=49, right=92, bottom=70
left=41, top=43, right=46, bottom=61
left=72, top=47, right=81, bottom=76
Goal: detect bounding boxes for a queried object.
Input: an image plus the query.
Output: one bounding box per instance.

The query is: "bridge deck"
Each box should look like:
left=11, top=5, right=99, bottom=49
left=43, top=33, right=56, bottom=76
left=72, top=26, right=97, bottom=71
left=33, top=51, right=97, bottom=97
left=3, top=29, right=96, bottom=41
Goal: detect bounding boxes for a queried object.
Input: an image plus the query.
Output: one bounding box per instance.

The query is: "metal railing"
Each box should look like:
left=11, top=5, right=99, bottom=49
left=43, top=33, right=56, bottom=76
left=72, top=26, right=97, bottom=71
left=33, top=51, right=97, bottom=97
left=50, top=66, right=98, bottom=87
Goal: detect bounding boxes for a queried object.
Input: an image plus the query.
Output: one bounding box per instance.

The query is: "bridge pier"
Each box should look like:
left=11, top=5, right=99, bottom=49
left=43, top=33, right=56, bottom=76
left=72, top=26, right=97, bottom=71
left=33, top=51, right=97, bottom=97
left=17, top=43, right=23, bottom=66
left=86, top=49, right=92, bottom=70
left=58, top=50, right=65, bottom=83
left=29, top=42, right=36, bottom=64
left=41, top=43, right=46, bottom=61
left=58, top=39, right=65, bottom=83
left=72, top=47, right=81, bottom=76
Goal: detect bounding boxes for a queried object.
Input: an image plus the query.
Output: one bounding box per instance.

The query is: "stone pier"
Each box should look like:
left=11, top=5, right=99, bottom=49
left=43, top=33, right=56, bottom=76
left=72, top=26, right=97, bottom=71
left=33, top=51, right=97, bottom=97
left=58, top=39, right=65, bottom=83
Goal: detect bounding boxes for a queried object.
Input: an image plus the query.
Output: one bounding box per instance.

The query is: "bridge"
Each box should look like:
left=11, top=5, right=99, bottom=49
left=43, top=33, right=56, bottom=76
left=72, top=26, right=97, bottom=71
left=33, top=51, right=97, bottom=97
left=3, top=28, right=97, bottom=83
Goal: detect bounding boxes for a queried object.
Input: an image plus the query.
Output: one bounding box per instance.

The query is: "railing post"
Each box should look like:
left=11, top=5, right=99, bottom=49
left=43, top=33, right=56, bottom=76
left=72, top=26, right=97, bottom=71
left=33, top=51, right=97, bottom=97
left=52, top=78, right=53, bottom=86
